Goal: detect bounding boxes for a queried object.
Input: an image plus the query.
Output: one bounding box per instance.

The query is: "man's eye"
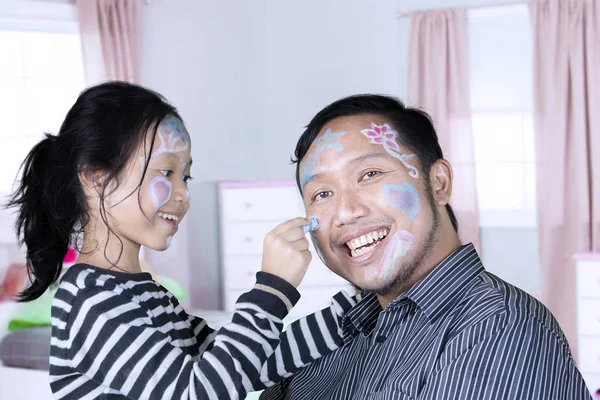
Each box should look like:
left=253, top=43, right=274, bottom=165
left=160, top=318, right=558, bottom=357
left=361, top=171, right=381, bottom=181
left=312, top=191, right=332, bottom=202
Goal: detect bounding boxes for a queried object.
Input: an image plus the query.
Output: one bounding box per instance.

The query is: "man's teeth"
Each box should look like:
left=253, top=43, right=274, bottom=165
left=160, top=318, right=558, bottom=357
left=158, top=212, right=179, bottom=222
left=346, top=229, right=389, bottom=257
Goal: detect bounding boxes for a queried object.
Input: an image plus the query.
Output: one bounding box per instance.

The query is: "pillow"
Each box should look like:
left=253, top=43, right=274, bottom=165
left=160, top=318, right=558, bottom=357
left=0, top=327, right=50, bottom=370
left=8, top=286, right=55, bottom=331
left=7, top=275, right=187, bottom=331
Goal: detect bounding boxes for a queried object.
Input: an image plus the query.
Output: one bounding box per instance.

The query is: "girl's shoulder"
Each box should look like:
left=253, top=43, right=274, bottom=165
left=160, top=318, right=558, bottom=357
left=56, top=263, right=158, bottom=302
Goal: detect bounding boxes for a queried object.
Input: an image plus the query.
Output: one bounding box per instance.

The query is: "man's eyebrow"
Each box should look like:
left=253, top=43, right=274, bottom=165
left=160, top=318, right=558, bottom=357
left=349, top=152, right=393, bottom=165
left=302, top=152, right=393, bottom=189
left=301, top=173, right=323, bottom=189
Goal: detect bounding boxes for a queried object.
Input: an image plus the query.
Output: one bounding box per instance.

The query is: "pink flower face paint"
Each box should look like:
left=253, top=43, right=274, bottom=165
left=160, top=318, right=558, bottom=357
left=377, top=230, right=414, bottom=279
left=300, top=128, right=347, bottom=189
left=149, top=176, right=172, bottom=212
left=360, top=123, right=419, bottom=178
left=382, top=183, right=420, bottom=222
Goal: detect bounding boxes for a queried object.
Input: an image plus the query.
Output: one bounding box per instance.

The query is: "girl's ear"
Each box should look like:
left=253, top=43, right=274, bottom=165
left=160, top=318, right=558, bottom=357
left=78, top=168, right=106, bottom=198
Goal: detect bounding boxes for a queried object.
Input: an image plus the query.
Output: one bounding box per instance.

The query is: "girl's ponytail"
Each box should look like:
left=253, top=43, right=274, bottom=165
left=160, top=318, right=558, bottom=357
left=7, top=133, right=80, bottom=302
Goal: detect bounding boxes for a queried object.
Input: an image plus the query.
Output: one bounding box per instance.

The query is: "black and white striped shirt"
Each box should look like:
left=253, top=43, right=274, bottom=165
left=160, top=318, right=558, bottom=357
left=49, top=264, right=357, bottom=399
left=261, top=244, right=592, bottom=400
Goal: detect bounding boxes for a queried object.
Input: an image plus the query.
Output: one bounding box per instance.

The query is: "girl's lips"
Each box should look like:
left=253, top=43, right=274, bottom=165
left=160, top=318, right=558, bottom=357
left=160, top=217, right=178, bottom=233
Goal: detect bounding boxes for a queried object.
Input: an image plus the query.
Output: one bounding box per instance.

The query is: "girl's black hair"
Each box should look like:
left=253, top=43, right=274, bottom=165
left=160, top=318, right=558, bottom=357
left=6, top=81, right=181, bottom=302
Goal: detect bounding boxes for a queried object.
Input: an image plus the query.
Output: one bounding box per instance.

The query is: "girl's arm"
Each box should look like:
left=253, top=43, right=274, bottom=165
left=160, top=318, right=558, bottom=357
left=187, top=290, right=361, bottom=391
left=50, top=272, right=298, bottom=400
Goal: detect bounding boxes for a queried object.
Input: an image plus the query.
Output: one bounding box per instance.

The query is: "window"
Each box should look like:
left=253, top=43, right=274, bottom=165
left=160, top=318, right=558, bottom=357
left=468, top=5, right=535, bottom=227
left=0, top=28, right=85, bottom=195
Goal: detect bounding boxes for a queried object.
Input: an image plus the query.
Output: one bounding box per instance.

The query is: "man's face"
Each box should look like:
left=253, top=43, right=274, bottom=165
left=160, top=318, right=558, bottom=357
left=300, top=114, right=440, bottom=295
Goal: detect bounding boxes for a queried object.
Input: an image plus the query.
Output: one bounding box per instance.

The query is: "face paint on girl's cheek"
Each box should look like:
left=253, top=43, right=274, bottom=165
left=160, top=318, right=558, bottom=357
left=300, top=128, right=347, bottom=189
left=149, top=176, right=172, bottom=212
left=382, top=183, right=420, bottom=222
left=377, top=230, right=414, bottom=279
left=360, top=123, right=419, bottom=179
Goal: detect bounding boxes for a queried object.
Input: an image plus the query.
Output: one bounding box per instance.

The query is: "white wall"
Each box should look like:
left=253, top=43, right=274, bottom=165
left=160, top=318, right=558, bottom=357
left=139, top=0, right=538, bottom=309
left=140, top=0, right=269, bottom=308
left=263, top=0, right=406, bottom=179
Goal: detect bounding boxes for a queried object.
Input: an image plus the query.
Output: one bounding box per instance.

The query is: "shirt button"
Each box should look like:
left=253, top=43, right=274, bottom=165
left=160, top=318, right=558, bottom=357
left=375, top=335, right=387, bottom=344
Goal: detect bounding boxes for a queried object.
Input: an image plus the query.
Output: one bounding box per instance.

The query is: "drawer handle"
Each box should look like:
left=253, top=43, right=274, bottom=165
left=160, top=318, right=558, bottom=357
left=244, top=202, right=253, bottom=209
left=244, top=236, right=253, bottom=243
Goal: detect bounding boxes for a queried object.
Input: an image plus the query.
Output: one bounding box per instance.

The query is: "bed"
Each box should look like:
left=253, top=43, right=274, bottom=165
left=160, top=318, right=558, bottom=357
left=0, top=306, right=267, bottom=399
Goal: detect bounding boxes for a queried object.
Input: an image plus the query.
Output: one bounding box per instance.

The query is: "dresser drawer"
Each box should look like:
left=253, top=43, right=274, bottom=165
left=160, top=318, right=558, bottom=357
left=577, top=298, right=600, bottom=336
left=222, top=255, right=349, bottom=290
left=577, top=260, right=600, bottom=299
left=222, top=256, right=261, bottom=290
left=582, top=373, right=600, bottom=397
left=220, top=186, right=304, bottom=222
left=579, top=336, right=600, bottom=375
left=224, top=285, right=356, bottom=319
left=222, top=222, right=276, bottom=256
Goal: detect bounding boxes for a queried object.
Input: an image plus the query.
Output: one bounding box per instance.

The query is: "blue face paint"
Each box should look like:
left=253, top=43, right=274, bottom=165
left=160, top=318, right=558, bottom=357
left=382, top=183, right=420, bottom=222
left=311, top=234, right=326, bottom=264
left=301, top=216, right=320, bottom=234
left=300, top=129, right=347, bottom=188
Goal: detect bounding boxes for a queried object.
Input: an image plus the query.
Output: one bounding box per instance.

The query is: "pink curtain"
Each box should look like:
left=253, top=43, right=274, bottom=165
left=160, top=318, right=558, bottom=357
left=408, top=10, right=480, bottom=251
left=76, top=0, right=141, bottom=84
left=530, top=0, right=600, bottom=355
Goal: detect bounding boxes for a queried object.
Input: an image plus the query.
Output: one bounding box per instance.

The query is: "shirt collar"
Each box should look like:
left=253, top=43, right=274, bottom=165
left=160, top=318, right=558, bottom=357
left=341, top=244, right=484, bottom=341
left=392, top=243, right=485, bottom=322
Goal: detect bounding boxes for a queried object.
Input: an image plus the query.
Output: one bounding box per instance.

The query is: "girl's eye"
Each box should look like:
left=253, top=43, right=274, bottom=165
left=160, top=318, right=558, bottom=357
left=361, top=170, right=381, bottom=181
left=160, top=170, right=173, bottom=178
left=183, top=175, right=193, bottom=183
left=312, top=191, right=332, bottom=202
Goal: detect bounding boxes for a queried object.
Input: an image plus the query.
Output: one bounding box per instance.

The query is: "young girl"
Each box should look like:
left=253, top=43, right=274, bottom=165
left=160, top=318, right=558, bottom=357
left=8, top=81, right=357, bottom=399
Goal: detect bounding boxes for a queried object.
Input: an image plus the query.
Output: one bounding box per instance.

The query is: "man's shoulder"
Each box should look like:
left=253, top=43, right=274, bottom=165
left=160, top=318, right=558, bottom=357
left=451, top=271, right=567, bottom=344
left=481, top=272, right=563, bottom=333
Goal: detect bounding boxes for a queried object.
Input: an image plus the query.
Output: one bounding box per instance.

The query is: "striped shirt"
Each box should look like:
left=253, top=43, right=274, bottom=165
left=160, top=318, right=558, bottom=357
left=49, top=264, right=357, bottom=399
left=261, top=244, right=592, bottom=400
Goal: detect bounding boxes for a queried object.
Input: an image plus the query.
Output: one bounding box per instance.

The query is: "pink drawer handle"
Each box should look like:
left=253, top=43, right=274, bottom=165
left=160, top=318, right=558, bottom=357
left=244, top=202, right=253, bottom=209
left=244, top=236, right=253, bottom=243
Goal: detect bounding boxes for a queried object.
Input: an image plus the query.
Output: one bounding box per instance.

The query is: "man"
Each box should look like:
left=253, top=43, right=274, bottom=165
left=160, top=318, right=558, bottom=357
left=260, top=95, right=591, bottom=399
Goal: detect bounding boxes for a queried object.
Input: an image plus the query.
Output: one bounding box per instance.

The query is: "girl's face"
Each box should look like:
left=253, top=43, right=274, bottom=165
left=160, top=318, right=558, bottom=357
left=104, top=115, right=192, bottom=251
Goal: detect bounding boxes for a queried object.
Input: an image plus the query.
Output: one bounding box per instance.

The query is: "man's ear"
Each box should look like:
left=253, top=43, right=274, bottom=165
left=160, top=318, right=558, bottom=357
left=429, top=159, right=453, bottom=206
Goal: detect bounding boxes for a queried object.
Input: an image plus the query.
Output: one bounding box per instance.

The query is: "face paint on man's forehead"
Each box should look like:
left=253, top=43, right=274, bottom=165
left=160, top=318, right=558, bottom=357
left=300, top=128, right=347, bottom=189
left=360, top=122, right=419, bottom=179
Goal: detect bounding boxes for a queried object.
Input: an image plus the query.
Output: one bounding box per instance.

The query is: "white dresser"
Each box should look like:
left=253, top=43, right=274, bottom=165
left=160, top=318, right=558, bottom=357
left=574, top=253, right=600, bottom=396
left=218, top=181, right=355, bottom=318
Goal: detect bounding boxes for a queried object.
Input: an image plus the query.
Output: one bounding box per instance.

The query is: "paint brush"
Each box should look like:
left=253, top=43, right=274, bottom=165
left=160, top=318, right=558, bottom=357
left=302, top=216, right=320, bottom=234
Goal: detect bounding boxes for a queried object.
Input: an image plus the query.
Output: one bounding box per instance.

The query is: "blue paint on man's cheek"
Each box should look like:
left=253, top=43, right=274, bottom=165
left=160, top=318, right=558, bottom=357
left=310, top=234, right=326, bottom=264
left=382, top=183, right=421, bottom=222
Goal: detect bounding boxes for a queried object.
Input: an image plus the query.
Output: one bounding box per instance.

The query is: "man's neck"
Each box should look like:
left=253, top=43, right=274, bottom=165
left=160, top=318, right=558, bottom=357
left=376, top=226, right=462, bottom=309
